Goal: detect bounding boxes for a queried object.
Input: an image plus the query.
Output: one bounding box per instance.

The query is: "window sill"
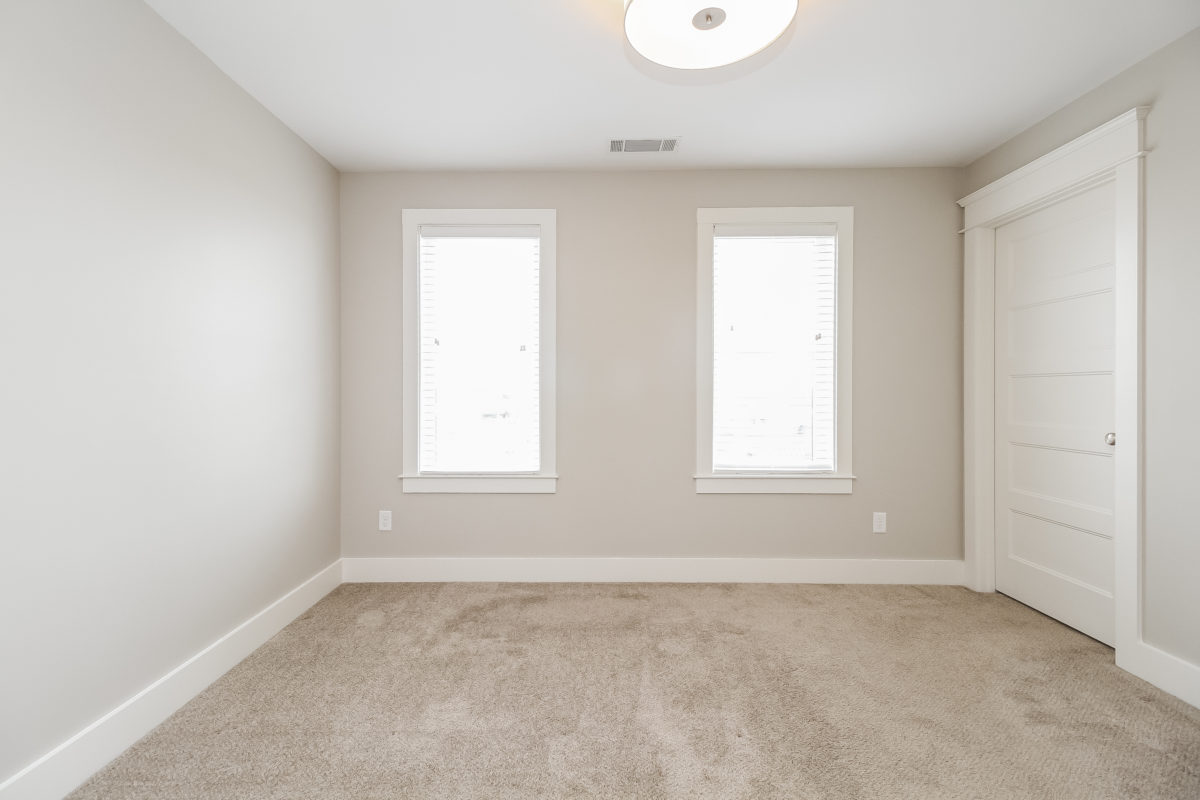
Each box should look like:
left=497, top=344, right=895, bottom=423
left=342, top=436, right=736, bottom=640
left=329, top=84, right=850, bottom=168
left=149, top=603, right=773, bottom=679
left=399, top=475, right=557, bottom=494
left=694, top=474, right=855, bottom=494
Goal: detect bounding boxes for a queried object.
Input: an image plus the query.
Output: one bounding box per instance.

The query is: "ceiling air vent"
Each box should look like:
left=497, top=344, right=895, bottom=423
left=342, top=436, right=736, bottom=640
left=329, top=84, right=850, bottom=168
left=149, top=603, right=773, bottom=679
left=609, top=138, right=680, bottom=153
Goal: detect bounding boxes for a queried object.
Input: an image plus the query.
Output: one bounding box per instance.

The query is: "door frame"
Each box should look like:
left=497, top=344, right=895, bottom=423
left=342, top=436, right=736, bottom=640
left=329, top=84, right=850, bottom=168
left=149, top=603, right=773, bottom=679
left=959, top=107, right=1172, bottom=693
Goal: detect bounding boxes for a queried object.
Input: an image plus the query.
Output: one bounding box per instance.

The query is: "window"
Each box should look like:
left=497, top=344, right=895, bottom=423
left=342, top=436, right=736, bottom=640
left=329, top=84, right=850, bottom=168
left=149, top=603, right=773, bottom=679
left=401, top=209, right=556, bottom=493
left=696, top=207, right=854, bottom=493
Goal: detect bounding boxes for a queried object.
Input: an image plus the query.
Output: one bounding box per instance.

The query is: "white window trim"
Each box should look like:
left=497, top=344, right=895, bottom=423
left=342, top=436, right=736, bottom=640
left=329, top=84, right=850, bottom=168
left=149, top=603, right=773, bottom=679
left=695, top=207, right=854, bottom=494
left=400, top=209, right=557, bottom=494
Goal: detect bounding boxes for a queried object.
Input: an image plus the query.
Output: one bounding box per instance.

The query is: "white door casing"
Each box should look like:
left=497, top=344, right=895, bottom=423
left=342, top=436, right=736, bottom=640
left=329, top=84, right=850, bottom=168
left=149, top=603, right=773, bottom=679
left=962, top=108, right=1200, bottom=708
left=993, top=182, right=1116, bottom=645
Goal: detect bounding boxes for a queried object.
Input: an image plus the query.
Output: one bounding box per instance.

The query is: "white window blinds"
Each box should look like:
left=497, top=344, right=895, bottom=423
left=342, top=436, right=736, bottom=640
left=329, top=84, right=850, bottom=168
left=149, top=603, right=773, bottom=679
left=712, top=227, right=836, bottom=472
left=418, top=226, right=541, bottom=473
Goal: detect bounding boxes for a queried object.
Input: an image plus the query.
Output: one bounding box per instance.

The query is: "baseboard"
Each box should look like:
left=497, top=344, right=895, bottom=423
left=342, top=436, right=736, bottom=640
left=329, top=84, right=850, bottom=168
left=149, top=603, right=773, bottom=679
left=0, top=559, right=342, bottom=800
left=340, top=556, right=967, bottom=585
left=1117, top=638, right=1200, bottom=709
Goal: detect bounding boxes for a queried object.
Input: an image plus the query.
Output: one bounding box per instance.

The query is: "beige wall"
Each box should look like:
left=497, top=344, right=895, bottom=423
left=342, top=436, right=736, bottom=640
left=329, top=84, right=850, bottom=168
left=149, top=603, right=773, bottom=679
left=340, top=169, right=963, bottom=561
left=966, top=27, right=1200, bottom=667
left=0, top=0, right=340, bottom=781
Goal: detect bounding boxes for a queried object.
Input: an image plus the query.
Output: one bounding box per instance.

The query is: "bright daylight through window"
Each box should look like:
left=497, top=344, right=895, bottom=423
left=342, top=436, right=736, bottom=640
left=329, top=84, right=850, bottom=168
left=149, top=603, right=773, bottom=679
left=401, top=210, right=556, bottom=493
left=697, top=208, right=854, bottom=493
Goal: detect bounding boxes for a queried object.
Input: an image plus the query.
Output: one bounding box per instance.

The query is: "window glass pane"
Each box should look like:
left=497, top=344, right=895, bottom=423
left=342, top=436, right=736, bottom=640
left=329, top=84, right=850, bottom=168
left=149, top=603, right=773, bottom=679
left=419, top=234, right=540, bottom=472
left=712, top=234, right=835, bottom=471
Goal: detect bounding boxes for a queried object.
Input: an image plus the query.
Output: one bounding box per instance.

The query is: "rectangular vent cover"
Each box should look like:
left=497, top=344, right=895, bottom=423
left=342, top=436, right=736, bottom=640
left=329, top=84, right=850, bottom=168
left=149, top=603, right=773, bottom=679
left=610, top=138, right=680, bottom=153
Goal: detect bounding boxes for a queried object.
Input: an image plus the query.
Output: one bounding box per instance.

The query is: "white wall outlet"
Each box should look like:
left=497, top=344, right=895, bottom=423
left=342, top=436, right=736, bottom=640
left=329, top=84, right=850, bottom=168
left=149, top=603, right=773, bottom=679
left=872, top=512, right=887, bottom=534
left=378, top=510, right=393, bottom=532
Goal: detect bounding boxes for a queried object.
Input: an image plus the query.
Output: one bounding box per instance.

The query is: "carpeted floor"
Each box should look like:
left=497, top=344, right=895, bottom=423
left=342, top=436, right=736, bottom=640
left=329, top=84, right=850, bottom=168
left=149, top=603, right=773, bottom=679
left=69, top=583, right=1200, bottom=799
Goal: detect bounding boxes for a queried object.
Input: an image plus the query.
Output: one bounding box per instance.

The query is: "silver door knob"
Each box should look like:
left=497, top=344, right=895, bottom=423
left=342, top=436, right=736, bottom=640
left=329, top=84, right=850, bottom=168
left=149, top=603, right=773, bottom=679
left=1105, top=432, right=1117, bottom=446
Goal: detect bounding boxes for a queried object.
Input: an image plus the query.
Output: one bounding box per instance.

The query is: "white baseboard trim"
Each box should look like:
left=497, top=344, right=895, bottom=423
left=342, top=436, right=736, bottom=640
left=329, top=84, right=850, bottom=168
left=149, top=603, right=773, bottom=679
left=1117, top=638, right=1200, bottom=709
left=341, top=556, right=967, bottom=585
left=0, top=559, right=342, bottom=800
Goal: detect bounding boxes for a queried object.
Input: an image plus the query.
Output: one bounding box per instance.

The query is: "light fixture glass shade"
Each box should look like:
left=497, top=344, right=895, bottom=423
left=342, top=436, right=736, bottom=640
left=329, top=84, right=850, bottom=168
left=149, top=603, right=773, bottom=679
left=624, top=0, right=798, bottom=70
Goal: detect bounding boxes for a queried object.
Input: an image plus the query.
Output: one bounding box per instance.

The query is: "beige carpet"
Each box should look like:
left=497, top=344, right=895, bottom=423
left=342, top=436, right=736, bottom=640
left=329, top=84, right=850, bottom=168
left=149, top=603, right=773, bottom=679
left=69, top=583, right=1200, bottom=799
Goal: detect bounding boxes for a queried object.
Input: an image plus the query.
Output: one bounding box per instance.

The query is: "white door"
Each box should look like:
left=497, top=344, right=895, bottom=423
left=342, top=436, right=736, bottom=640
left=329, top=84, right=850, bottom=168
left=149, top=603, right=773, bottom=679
left=994, top=182, right=1116, bottom=645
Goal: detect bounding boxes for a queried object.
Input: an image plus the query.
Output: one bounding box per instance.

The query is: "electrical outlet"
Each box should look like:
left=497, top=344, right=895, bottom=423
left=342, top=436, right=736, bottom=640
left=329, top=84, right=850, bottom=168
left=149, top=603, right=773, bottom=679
left=872, top=512, right=887, bottom=534
left=378, top=510, right=393, bottom=532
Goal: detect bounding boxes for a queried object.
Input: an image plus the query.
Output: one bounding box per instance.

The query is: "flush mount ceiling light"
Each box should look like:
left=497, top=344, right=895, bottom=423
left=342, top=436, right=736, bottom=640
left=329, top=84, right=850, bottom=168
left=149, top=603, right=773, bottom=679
left=623, top=0, right=798, bottom=70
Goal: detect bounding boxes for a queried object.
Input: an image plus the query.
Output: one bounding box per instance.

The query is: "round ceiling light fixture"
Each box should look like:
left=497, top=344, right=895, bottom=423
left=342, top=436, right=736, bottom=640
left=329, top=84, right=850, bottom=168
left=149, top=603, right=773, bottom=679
left=624, top=0, right=799, bottom=70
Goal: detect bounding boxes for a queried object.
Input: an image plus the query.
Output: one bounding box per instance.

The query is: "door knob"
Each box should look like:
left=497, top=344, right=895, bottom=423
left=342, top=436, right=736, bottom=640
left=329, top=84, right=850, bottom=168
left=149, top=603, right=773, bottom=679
left=1105, top=432, right=1116, bottom=446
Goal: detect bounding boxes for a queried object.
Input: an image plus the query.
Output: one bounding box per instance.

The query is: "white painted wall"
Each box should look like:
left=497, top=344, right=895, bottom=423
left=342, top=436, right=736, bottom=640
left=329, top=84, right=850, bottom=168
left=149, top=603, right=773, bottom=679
left=0, top=0, right=340, bottom=784
left=340, top=169, right=963, bottom=561
left=965, top=27, right=1200, bottom=667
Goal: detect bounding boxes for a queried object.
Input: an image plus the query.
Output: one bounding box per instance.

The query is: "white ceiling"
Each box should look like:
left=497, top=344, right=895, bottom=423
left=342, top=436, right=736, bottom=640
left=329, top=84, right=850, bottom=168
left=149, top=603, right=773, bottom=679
left=143, top=0, right=1200, bottom=171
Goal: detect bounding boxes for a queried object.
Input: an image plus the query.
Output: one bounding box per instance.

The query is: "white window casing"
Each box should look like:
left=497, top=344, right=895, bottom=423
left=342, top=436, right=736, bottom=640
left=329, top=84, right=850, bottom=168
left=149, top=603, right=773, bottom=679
left=696, top=207, right=854, bottom=494
left=401, top=209, right=556, bottom=493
